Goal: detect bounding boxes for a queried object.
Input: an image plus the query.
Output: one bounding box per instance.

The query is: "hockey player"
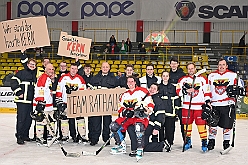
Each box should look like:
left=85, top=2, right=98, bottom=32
left=56, top=63, right=87, bottom=143
left=117, top=76, right=153, bottom=161
left=89, top=62, right=118, bottom=146
left=11, top=58, right=37, bottom=144
left=139, top=63, right=161, bottom=89
left=169, top=57, right=186, bottom=142
left=159, top=71, right=181, bottom=151
left=33, top=63, right=55, bottom=145
left=143, top=83, right=167, bottom=152
left=176, top=63, right=211, bottom=152
left=118, top=64, right=140, bottom=88
left=207, top=58, right=245, bottom=151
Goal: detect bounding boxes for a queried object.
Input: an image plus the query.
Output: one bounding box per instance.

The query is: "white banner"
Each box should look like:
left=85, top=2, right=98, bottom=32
left=57, top=31, right=92, bottom=60
left=0, top=16, right=50, bottom=53
left=0, top=87, right=16, bottom=108
left=11, top=0, right=248, bottom=22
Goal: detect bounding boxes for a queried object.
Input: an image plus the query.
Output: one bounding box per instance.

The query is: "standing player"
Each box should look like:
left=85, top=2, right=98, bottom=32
left=33, top=63, right=55, bottom=145
left=56, top=63, right=87, bottom=143
left=207, top=58, right=245, bottom=151
left=176, top=63, right=211, bottom=152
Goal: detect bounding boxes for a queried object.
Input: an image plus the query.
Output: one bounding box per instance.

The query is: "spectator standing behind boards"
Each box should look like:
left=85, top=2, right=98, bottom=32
left=125, top=38, right=132, bottom=53
left=237, top=31, right=247, bottom=55
left=109, top=35, right=117, bottom=46
left=119, top=40, right=128, bottom=54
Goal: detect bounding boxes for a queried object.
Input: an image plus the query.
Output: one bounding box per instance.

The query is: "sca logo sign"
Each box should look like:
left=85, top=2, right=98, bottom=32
left=174, top=1, right=196, bottom=21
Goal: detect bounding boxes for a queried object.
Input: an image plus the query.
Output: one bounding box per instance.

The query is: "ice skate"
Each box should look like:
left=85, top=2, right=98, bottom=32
left=78, top=135, right=89, bottom=144
left=129, top=150, right=137, bottom=157
left=61, top=136, right=69, bottom=144
left=36, top=138, right=47, bottom=147
left=207, top=139, right=215, bottom=151
left=223, top=140, right=230, bottom=150
left=201, top=139, right=208, bottom=152
left=184, top=137, right=192, bottom=151
left=110, top=140, right=126, bottom=154
left=136, top=149, right=143, bottom=162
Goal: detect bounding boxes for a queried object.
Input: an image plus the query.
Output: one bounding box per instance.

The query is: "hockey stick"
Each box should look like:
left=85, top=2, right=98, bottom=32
left=220, top=71, right=239, bottom=155
left=82, top=118, right=129, bottom=156
left=182, top=68, right=206, bottom=152
left=43, top=114, right=80, bottom=157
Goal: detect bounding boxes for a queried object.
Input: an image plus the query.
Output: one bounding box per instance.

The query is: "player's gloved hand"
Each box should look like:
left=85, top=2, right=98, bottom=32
left=36, top=101, right=46, bottom=112
left=226, top=85, right=239, bottom=97
left=65, top=85, right=72, bottom=94
left=122, top=109, right=134, bottom=118
left=71, top=85, right=78, bottom=91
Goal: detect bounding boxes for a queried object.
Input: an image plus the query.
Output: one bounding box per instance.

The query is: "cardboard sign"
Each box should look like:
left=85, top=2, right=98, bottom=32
left=66, top=88, right=126, bottom=118
left=57, top=31, right=92, bottom=60
left=0, top=16, right=50, bottom=53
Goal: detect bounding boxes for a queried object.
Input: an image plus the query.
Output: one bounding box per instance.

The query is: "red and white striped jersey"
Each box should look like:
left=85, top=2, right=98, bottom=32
left=118, top=86, right=154, bottom=114
left=176, top=75, right=211, bottom=110
left=33, top=73, right=53, bottom=111
left=56, top=73, right=86, bottom=103
left=208, top=69, right=241, bottom=106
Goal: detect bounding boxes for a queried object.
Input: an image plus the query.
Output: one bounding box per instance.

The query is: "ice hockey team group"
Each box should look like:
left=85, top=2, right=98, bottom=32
left=10, top=54, right=246, bottom=161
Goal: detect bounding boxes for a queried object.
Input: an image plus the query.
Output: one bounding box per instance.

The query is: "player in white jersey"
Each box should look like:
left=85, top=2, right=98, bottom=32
left=56, top=63, right=87, bottom=143
left=33, top=63, right=55, bottom=145
left=207, top=58, right=246, bottom=151
left=176, top=63, right=211, bottom=152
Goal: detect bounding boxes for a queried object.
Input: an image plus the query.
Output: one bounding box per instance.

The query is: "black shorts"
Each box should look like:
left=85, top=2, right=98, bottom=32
left=213, top=105, right=235, bottom=129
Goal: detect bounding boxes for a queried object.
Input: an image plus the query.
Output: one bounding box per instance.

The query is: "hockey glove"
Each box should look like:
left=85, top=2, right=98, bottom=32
left=36, top=101, right=46, bottom=113
left=122, top=109, right=134, bottom=118
left=71, top=85, right=78, bottom=91
left=226, top=85, right=239, bottom=98
left=182, top=83, right=191, bottom=95
left=65, top=85, right=72, bottom=94
left=201, top=104, right=211, bottom=121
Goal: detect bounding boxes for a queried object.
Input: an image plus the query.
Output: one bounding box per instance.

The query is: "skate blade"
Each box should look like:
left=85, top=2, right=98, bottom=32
left=220, top=146, right=232, bottom=155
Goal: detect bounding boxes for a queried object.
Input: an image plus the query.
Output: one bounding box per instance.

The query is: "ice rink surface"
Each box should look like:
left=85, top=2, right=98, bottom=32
left=0, top=114, right=248, bottom=165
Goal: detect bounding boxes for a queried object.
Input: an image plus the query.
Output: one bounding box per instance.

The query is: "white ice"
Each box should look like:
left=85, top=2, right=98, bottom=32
left=0, top=114, right=248, bottom=165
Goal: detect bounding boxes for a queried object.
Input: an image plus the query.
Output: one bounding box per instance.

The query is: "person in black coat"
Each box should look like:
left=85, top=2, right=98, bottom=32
left=159, top=71, right=181, bottom=151
left=81, top=64, right=94, bottom=141
left=11, top=58, right=37, bottom=145
left=89, top=62, right=118, bottom=145
left=169, top=57, right=186, bottom=142
left=237, top=32, right=247, bottom=55
left=143, top=83, right=167, bottom=152
left=118, top=64, right=140, bottom=88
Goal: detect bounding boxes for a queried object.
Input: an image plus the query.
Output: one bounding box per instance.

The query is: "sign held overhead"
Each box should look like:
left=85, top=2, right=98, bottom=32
left=58, top=31, right=92, bottom=60
left=0, top=16, right=50, bottom=53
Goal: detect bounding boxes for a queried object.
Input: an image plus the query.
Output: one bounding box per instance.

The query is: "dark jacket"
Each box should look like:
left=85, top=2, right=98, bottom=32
left=118, top=74, right=140, bottom=89
left=10, top=68, right=36, bottom=103
left=169, top=68, right=186, bottom=84
left=90, top=71, right=118, bottom=88
left=149, top=93, right=166, bottom=130
left=159, top=82, right=181, bottom=116
left=239, top=34, right=246, bottom=47
left=82, top=73, right=93, bottom=88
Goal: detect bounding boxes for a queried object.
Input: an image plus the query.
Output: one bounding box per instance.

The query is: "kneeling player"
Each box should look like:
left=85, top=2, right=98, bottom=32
left=109, top=76, right=154, bottom=161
